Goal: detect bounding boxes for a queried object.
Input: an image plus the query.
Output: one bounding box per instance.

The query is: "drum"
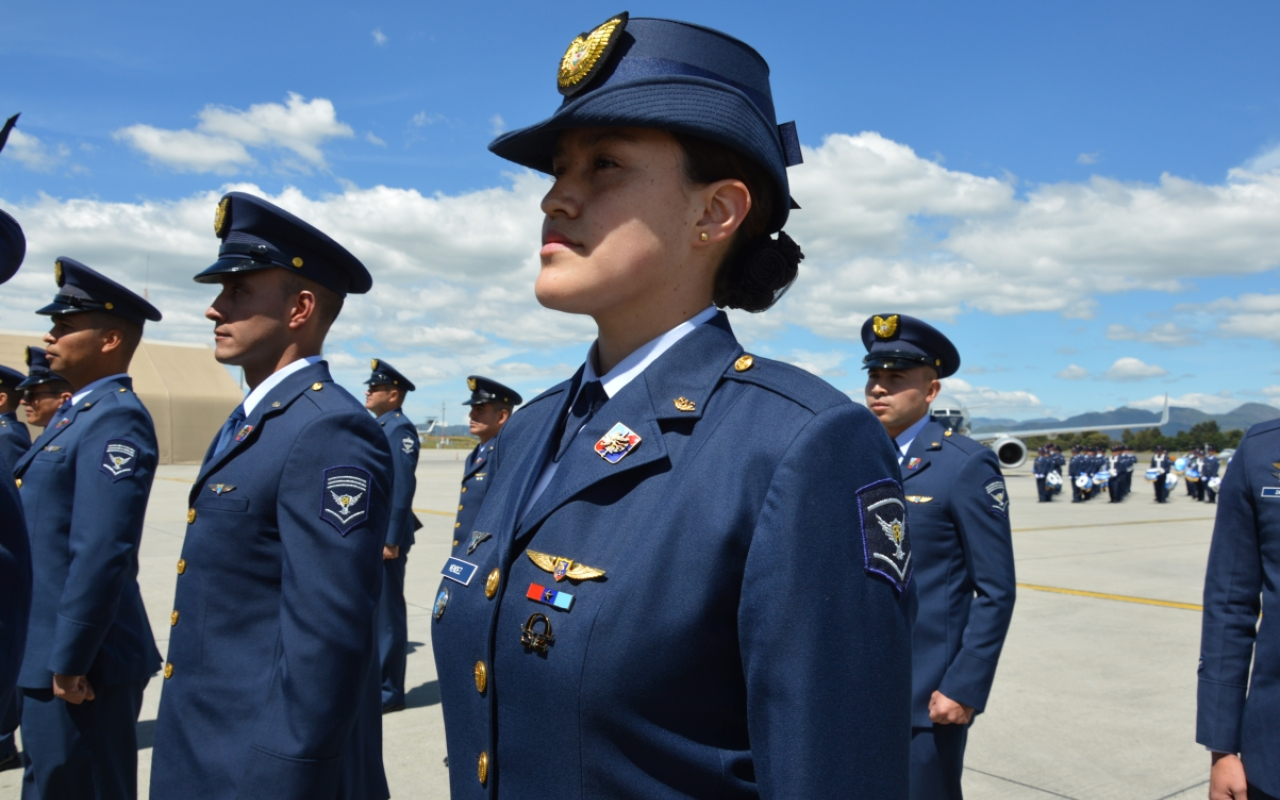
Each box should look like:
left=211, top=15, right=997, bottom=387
left=1165, top=473, right=1179, bottom=489
left=1186, top=469, right=1200, bottom=483
left=1145, top=468, right=1161, bottom=482
left=1208, top=477, right=1221, bottom=491
left=1046, top=472, right=1062, bottom=487
left=1174, top=457, right=1188, bottom=474
left=1076, top=475, right=1091, bottom=489
left=1092, top=472, right=1109, bottom=486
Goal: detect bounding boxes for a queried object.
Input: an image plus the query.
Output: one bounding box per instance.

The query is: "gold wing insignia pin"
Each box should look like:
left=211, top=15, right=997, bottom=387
left=526, top=549, right=607, bottom=582
left=905, top=495, right=933, bottom=503
left=872, top=314, right=899, bottom=339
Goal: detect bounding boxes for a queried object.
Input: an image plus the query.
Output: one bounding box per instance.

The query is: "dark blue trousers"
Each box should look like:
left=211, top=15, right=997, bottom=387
left=379, top=545, right=410, bottom=707
left=0, top=692, right=19, bottom=761
left=21, top=678, right=147, bottom=800
left=910, top=724, right=968, bottom=800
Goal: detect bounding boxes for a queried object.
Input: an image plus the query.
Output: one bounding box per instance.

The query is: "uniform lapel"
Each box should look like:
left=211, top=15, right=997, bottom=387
left=15, top=378, right=128, bottom=476
left=900, top=420, right=943, bottom=482
left=463, top=442, right=490, bottom=480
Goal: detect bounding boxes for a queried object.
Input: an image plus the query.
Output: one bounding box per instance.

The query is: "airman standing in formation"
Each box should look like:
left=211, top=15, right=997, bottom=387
left=1197, top=418, right=1280, bottom=800
left=451, top=376, right=521, bottom=553
left=863, top=313, right=1017, bottom=800
left=15, top=258, right=163, bottom=800
left=17, top=348, right=73, bottom=430
left=0, top=210, right=32, bottom=778
left=0, top=365, right=30, bottom=466
left=149, top=193, right=393, bottom=800
left=364, top=358, right=422, bottom=714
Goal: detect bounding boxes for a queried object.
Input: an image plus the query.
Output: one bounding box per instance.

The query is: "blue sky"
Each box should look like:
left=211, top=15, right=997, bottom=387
left=4, top=0, right=1280, bottom=425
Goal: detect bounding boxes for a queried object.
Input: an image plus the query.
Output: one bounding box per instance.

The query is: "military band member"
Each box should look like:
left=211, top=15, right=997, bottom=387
left=17, top=348, right=73, bottom=429
left=433, top=14, right=913, bottom=798
left=1152, top=445, right=1173, bottom=503
left=1119, top=445, right=1137, bottom=500
left=0, top=209, right=31, bottom=776
left=1069, top=444, right=1085, bottom=502
left=1203, top=446, right=1220, bottom=504
left=15, top=258, right=163, bottom=800
left=364, top=358, right=422, bottom=713
left=0, top=365, right=29, bottom=466
left=452, top=375, right=521, bottom=552
left=1197, top=419, right=1280, bottom=800
left=1107, top=445, right=1122, bottom=503
left=1033, top=446, right=1050, bottom=503
left=150, top=193, right=393, bottom=800
left=863, top=313, right=1017, bottom=800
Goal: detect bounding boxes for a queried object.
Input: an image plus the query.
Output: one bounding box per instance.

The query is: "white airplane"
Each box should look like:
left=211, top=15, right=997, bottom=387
left=931, top=394, right=1171, bottom=468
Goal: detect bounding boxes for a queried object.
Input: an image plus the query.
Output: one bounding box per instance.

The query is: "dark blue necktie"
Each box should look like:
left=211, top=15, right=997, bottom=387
left=554, top=380, right=605, bottom=462
left=214, top=405, right=247, bottom=455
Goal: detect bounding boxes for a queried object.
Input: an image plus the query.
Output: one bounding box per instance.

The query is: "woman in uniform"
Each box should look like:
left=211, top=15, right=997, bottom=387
left=432, top=14, right=913, bottom=799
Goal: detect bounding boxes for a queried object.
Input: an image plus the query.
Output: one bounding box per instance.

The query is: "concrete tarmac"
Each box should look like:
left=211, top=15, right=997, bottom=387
left=1, top=455, right=1223, bottom=799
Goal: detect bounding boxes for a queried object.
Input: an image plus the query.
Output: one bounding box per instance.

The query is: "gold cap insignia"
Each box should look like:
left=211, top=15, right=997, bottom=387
left=54, top=260, right=63, bottom=285
left=371, top=358, right=378, bottom=371
left=527, top=549, right=607, bottom=582
left=673, top=397, right=696, bottom=412
left=291, top=257, right=304, bottom=268
left=734, top=354, right=754, bottom=372
left=105, top=302, right=114, bottom=310
left=872, top=315, right=899, bottom=339
left=467, top=377, right=477, bottom=392
left=214, top=196, right=231, bottom=237
left=558, top=12, right=628, bottom=96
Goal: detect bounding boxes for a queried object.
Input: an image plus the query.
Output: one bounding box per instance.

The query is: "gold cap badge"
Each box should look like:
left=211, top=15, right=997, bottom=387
left=558, top=12, right=628, bottom=96
left=872, top=315, right=899, bottom=339
left=371, top=358, right=378, bottom=371
left=291, top=257, right=304, bottom=268
left=54, top=260, right=63, bottom=285
left=467, top=377, right=477, bottom=392
left=214, top=196, right=230, bottom=237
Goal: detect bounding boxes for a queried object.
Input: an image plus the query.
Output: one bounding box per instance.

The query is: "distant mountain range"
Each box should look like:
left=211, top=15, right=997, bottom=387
left=971, top=402, right=1280, bottom=437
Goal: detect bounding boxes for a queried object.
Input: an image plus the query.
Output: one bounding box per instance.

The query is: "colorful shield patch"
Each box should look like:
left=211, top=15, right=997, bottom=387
left=100, top=439, right=139, bottom=482
left=321, top=466, right=372, bottom=536
left=594, top=422, right=641, bottom=464
left=857, top=479, right=912, bottom=596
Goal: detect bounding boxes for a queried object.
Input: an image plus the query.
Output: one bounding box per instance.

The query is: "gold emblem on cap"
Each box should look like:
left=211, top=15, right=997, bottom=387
left=214, top=196, right=230, bottom=237
left=467, top=377, right=477, bottom=392
left=105, top=302, right=114, bottom=310
left=872, top=315, right=899, bottom=339
left=371, top=359, right=378, bottom=371
left=734, top=355, right=754, bottom=372
left=558, top=13, right=627, bottom=93
left=54, top=260, right=63, bottom=285
left=291, top=257, right=304, bottom=268
left=673, top=397, right=696, bottom=412
left=935, top=358, right=941, bottom=367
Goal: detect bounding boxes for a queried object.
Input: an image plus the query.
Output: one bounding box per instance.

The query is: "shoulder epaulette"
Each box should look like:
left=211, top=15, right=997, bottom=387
left=723, top=354, right=847, bottom=415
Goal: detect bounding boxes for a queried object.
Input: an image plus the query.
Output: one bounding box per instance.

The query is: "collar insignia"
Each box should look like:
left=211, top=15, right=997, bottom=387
left=673, top=397, right=696, bottom=412
left=467, top=529, right=492, bottom=555
left=43, top=445, right=61, bottom=452
left=55, top=417, right=71, bottom=429
left=235, top=424, right=254, bottom=442
left=872, top=314, right=899, bottom=338
left=595, top=422, right=641, bottom=464
left=527, top=549, right=606, bottom=583
left=557, top=12, right=628, bottom=96
left=907, top=457, right=921, bottom=470
left=208, top=483, right=236, bottom=495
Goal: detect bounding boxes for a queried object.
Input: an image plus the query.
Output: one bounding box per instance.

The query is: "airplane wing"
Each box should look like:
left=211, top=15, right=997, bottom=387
left=970, top=394, right=1169, bottom=442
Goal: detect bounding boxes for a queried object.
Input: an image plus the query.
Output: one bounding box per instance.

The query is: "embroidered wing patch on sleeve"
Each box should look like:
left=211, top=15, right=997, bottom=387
left=100, top=439, right=140, bottom=482
left=857, top=479, right=912, bottom=596
left=984, top=477, right=1009, bottom=519
left=322, top=466, right=373, bottom=536
left=401, top=436, right=416, bottom=456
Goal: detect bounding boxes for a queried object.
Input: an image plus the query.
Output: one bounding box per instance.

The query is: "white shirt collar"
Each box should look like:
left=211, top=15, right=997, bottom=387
left=243, top=356, right=324, bottom=415
left=71, top=373, right=130, bottom=406
left=895, top=413, right=932, bottom=460
left=579, top=305, right=719, bottom=400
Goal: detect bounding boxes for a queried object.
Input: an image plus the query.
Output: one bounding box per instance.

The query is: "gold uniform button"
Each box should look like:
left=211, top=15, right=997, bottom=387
left=452, top=539, right=459, bottom=547
left=176, top=558, right=186, bottom=575
left=164, top=663, right=173, bottom=679
left=311, top=382, right=323, bottom=391
left=14, top=479, right=20, bottom=488
left=187, top=509, right=196, bottom=524
left=734, top=354, right=755, bottom=372
left=477, top=752, right=489, bottom=786
left=170, top=610, right=179, bottom=626
left=458, top=504, right=464, bottom=511
left=485, top=568, right=500, bottom=599
left=455, top=522, right=461, bottom=529
left=474, top=661, right=487, bottom=694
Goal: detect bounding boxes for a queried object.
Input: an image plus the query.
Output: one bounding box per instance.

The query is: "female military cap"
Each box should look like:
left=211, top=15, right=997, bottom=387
left=16, top=347, right=66, bottom=390
left=489, top=13, right=803, bottom=233
left=37, top=257, right=162, bottom=324
left=0, top=209, right=25, bottom=285
left=861, top=313, right=961, bottom=379
left=195, top=192, right=372, bottom=296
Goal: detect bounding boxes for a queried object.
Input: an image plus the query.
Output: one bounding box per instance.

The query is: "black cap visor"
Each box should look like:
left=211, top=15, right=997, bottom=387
left=194, top=255, right=279, bottom=285
left=861, top=352, right=938, bottom=371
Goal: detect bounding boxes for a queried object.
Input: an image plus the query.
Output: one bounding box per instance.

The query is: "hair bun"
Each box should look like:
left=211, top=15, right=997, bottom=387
left=714, top=230, right=804, bottom=313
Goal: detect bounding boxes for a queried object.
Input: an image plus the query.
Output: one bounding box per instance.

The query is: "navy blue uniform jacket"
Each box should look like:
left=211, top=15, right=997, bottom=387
left=0, top=447, right=30, bottom=715
left=1197, top=419, right=1280, bottom=796
left=14, top=376, right=161, bottom=689
left=0, top=411, right=29, bottom=466
left=453, top=439, right=496, bottom=547
left=899, top=421, right=1016, bottom=726
left=378, top=410, right=420, bottom=549
left=151, top=363, right=393, bottom=800
left=432, top=315, right=914, bottom=799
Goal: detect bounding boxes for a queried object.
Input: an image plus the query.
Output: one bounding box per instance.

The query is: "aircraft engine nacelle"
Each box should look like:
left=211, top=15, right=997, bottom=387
left=990, top=437, right=1028, bottom=469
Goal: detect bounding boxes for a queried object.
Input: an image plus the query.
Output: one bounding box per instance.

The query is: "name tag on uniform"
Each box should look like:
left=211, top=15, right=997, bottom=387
left=1261, top=488, right=1280, bottom=499
left=441, top=557, right=479, bottom=586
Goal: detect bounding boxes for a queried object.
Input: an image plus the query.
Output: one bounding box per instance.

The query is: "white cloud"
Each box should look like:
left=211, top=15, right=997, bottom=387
left=1, top=129, right=69, bottom=172
left=115, top=93, right=353, bottom=174
left=1106, top=322, right=1198, bottom=347
left=937, top=377, right=1042, bottom=414
left=779, top=349, right=847, bottom=377
left=372, top=29, right=387, bottom=46
left=490, top=115, right=506, bottom=136
left=1077, top=152, right=1099, bottom=165
left=1055, top=364, right=1088, bottom=380
left=1101, top=357, right=1168, bottom=382
left=1133, top=392, right=1239, bottom=415
left=1181, top=292, right=1280, bottom=341
left=1242, top=143, right=1280, bottom=173
left=366, top=132, right=386, bottom=147
left=412, top=112, right=447, bottom=127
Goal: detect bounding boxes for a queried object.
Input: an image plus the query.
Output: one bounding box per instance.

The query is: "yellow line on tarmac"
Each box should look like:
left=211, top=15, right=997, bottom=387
left=1013, top=516, right=1215, bottom=533
left=1017, top=582, right=1202, bottom=611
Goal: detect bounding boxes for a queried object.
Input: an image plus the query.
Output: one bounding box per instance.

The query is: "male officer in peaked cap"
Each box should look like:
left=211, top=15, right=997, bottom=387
left=364, top=358, right=422, bottom=713
left=451, top=375, right=521, bottom=554
left=17, top=348, right=73, bottom=430
left=862, top=313, right=1017, bottom=800
left=0, top=364, right=30, bottom=466
left=15, top=257, right=163, bottom=799
left=150, top=192, right=393, bottom=800
left=0, top=209, right=31, bottom=777
left=1197, top=417, right=1280, bottom=799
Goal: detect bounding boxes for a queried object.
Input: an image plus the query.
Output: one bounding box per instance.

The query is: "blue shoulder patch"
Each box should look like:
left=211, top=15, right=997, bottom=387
left=100, top=439, right=140, bottom=482
left=857, top=479, right=912, bottom=596
left=983, top=476, right=1010, bottom=519
left=322, top=466, right=372, bottom=536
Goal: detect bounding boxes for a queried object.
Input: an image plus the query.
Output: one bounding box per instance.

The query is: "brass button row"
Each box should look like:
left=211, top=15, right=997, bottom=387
left=474, top=661, right=487, bottom=694
left=170, top=610, right=179, bottom=626
left=477, top=751, right=488, bottom=786
left=458, top=504, right=464, bottom=511
left=164, top=662, right=173, bottom=679
left=176, top=558, right=186, bottom=575
left=485, top=568, right=500, bottom=599
left=187, top=508, right=196, bottom=524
